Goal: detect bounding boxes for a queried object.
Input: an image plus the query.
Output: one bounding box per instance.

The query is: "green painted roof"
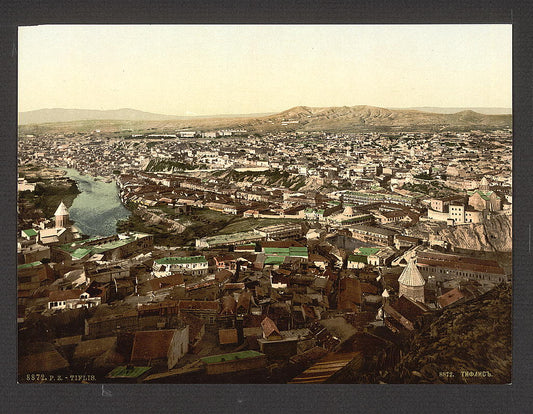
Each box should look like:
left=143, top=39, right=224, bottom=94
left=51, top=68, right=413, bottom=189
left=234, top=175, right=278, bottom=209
left=477, top=190, right=493, bottom=201
left=201, top=350, right=264, bottom=364
left=17, top=261, right=42, bottom=270
left=264, top=256, right=286, bottom=265
left=348, top=255, right=367, bottom=264
left=357, top=247, right=381, bottom=256
left=71, top=248, right=91, bottom=259
left=200, top=231, right=263, bottom=245
left=59, top=234, right=150, bottom=258
left=92, top=238, right=136, bottom=254
left=289, top=247, right=308, bottom=257
left=59, top=236, right=112, bottom=253
left=22, top=229, right=38, bottom=237
left=107, top=366, right=151, bottom=378
left=468, top=190, right=493, bottom=201
left=264, top=247, right=289, bottom=255
left=264, top=247, right=308, bottom=258
left=155, top=256, right=207, bottom=265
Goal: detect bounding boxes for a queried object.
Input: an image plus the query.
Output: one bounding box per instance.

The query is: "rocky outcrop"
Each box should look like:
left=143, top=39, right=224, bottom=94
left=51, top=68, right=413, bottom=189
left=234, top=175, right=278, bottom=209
left=411, top=214, right=512, bottom=252
left=438, top=214, right=512, bottom=252
left=340, top=284, right=512, bottom=384
left=383, top=284, right=512, bottom=384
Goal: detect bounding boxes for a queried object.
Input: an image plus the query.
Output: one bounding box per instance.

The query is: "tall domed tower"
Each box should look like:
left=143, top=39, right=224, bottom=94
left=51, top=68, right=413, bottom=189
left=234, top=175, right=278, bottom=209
left=479, top=176, right=490, bottom=192
left=398, top=258, right=426, bottom=303
left=54, top=201, right=70, bottom=228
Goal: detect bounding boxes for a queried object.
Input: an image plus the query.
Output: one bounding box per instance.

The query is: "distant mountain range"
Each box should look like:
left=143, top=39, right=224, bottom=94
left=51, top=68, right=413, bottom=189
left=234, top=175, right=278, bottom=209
left=18, top=105, right=512, bottom=133
left=388, top=107, right=511, bottom=115
left=18, top=108, right=275, bottom=125
left=254, top=105, right=511, bottom=132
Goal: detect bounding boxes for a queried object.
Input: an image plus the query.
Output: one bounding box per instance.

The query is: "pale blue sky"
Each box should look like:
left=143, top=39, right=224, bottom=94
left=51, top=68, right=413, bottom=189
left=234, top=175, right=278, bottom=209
left=18, top=24, right=512, bottom=115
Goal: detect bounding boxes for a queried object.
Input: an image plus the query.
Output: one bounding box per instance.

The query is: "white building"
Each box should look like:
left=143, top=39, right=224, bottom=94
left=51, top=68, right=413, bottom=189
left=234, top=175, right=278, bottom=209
left=152, top=256, right=208, bottom=277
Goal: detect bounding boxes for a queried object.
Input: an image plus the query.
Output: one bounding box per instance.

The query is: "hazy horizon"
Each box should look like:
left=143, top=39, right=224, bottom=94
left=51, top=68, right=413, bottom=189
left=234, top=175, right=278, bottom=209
left=19, top=25, right=512, bottom=116
left=18, top=105, right=512, bottom=117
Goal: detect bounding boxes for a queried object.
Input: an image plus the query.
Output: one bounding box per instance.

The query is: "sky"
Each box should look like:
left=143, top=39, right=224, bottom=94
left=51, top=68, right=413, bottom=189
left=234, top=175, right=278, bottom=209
left=18, top=24, right=512, bottom=116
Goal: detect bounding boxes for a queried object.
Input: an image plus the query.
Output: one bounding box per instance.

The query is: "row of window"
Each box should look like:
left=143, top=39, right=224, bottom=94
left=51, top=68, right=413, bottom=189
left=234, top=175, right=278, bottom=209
left=427, top=267, right=505, bottom=283
left=49, top=301, right=66, bottom=308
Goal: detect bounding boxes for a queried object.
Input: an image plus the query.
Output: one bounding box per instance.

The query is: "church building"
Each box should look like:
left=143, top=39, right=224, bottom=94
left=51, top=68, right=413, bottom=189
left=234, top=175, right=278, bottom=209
left=468, top=177, right=502, bottom=212
left=397, top=258, right=426, bottom=303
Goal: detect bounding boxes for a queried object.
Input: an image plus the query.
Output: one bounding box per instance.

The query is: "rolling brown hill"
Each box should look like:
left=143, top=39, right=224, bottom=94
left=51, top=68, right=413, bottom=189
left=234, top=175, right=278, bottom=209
left=255, top=105, right=511, bottom=132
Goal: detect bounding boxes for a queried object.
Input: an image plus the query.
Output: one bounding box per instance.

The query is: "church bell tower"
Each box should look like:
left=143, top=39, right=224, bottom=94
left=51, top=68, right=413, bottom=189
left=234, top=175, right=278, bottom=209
left=54, top=201, right=70, bottom=228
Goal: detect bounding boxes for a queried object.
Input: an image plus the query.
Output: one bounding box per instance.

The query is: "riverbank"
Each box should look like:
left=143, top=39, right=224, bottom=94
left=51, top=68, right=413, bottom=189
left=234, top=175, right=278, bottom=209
left=18, top=165, right=81, bottom=229
left=61, top=168, right=130, bottom=237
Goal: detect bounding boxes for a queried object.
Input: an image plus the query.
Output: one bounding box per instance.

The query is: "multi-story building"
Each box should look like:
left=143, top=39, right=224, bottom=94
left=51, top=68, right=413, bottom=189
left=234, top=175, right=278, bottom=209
left=349, top=224, right=396, bottom=246
left=153, top=256, right=209, bottom=277
left=255, top=223, right=303, bottom=241
left=342, top=190, right=418, bottom=207
left=416, top=251, right=508, bottom=284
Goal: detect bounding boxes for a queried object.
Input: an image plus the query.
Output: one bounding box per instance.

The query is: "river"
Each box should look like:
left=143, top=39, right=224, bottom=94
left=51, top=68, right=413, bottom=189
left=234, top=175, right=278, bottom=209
left=62, top=168, right=131, bottom=237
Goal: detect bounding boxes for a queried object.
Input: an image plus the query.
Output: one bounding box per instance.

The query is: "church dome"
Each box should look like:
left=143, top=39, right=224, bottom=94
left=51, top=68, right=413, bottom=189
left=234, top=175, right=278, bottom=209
left=398, top=259, right=425, bottom=287
left=479, top=176, right=489, bottom=191
left=54, top=201, right=69, bottom=216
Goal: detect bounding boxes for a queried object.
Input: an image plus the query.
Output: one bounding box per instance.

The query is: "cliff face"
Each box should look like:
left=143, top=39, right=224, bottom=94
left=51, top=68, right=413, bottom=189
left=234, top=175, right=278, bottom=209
left=411, top=214, right=512, bottom=252
left=438, top=214, right=512, bottom=252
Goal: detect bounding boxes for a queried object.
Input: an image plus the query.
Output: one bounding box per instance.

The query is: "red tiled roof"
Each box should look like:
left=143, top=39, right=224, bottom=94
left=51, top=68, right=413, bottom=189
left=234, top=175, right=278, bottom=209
left=417, top=251, right=505, bottom=274
left=437, top=288, right=465, bottom=308
left=236, top=291, right=252, bottom=311
left=417, top=257, right=505, bottom=275
left=215, top=269, right=233, bottom=282
left=388, top=295, right=429, bottom=322
left=261, top=316, right=281, bottom=338
left=218, top=328, right=238, bottom=345
left=130, top=330, right=175, bottom=362
left=178, top=300, right=219, bottom=311
left=224, top=282, right=245, bottom=290
left=360, top=282, right=378, bottom=295
left=49, top=289, right=83, bottom=302
left=148, top=274, right=184, bottom=291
